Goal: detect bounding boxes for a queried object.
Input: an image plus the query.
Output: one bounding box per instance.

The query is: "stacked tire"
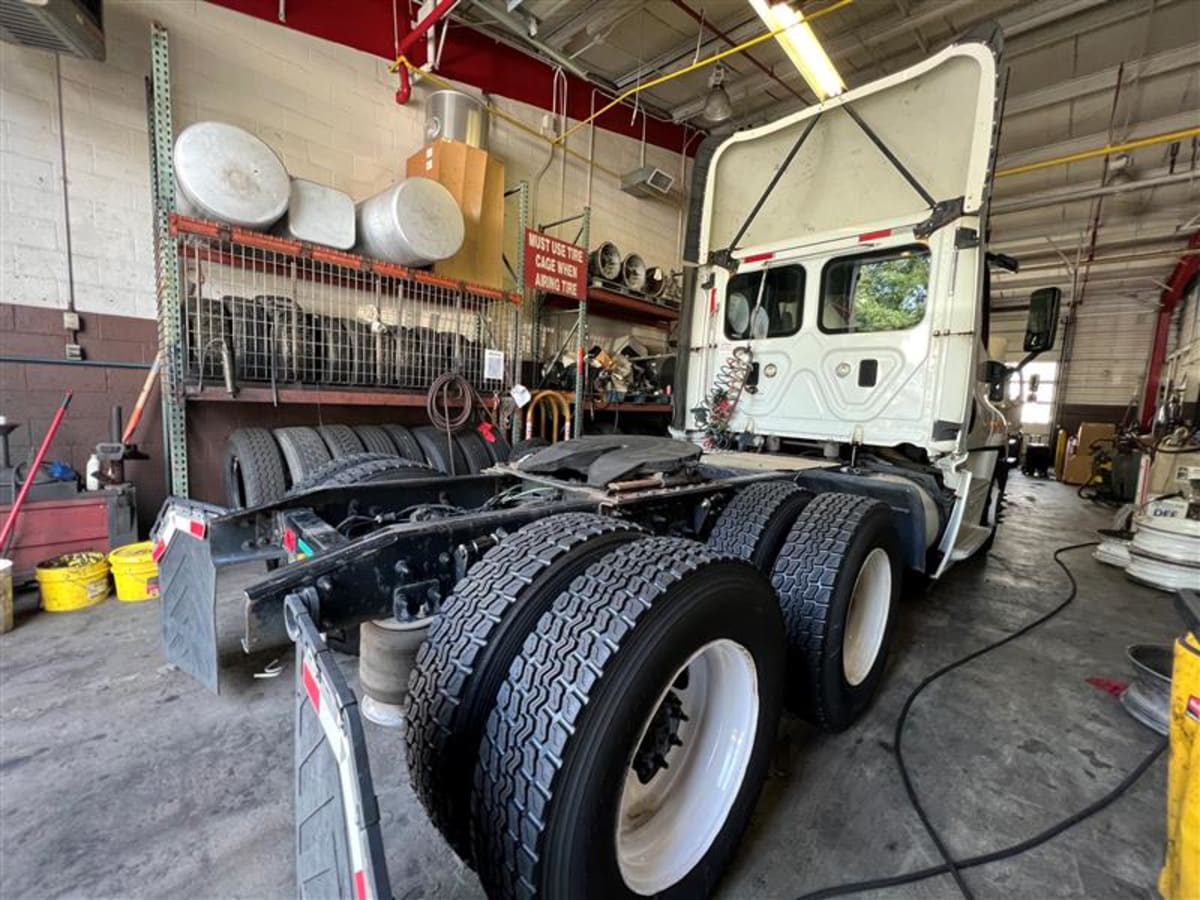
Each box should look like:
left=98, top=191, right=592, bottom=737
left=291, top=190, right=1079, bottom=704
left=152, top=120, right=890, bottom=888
left=223, top=422, right=512, bottom=507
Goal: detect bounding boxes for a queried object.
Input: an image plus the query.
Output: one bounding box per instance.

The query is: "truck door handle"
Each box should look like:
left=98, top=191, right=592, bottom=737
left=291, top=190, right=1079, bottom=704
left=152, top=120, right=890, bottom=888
left=745, top=362, right=761, bottom=394
left=858, top=359, right=878, bottom=387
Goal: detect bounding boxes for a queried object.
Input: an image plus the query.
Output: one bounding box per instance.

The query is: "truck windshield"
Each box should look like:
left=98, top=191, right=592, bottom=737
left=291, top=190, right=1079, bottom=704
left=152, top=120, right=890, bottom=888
left=725, top=264, right=805, bottom=340
left=820, top=245, right=930, bottom=334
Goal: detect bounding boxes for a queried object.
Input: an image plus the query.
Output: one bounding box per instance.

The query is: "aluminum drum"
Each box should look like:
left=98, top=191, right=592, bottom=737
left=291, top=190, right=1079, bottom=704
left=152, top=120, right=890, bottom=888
left=274, top=178, right=355, bottom=249
left=174, top=122, right=290, bottom=228
left=425, top=90, right=489, bottom=150
left=355, top=177, right=465, bottom=267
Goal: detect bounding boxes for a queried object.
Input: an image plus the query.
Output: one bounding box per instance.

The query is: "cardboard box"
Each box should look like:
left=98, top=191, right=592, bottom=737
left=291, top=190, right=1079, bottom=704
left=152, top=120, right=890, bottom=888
left=1060, top=452, right=1096, bottom=486
left=1076, top=422, right=1116, bottom=452
left=406, top=139, right=505, bottom=290
left=1058, top=422, right=1116, bottom=484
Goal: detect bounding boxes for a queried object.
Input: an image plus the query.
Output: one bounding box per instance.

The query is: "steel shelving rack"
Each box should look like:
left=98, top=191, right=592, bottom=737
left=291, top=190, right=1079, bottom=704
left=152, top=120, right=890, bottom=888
left=148, top=23, right=527, bottom=495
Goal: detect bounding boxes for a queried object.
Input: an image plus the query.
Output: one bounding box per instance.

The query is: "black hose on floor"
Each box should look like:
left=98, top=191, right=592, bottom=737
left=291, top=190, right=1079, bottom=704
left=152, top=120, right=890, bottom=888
left=796, top=541, right=1168, bottom=900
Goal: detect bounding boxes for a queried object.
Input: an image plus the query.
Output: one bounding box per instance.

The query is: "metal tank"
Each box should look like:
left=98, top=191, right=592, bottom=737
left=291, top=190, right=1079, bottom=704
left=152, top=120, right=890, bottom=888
left=425, top=89, right=489, bottom=150
left=173, top=121, right=290, bottom=228
left=273, top=178, right=355, bottom=249
left=355, top=177, right=465, bottom=267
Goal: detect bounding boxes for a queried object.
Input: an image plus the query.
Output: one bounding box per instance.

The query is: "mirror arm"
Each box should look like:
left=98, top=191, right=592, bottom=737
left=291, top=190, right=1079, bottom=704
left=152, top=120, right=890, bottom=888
left=1011, top=348, right=1044, bottom=373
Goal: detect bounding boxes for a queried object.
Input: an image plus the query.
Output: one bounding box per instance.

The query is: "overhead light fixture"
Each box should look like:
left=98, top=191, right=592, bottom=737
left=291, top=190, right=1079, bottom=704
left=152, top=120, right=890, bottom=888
left=703, top=63, right=734, bottom=123
left=748, top=0, right=844, bottom=101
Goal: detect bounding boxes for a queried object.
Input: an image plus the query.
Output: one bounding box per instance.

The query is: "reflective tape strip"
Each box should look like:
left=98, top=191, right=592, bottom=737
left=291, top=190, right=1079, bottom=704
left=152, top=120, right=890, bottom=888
left=301, top=660, right=321, bottom=713
left=859, top=228, right=892, bottom=241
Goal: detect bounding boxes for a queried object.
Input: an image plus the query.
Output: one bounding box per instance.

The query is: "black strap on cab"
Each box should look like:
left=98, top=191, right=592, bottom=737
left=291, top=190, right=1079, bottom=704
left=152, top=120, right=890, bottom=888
left=710, top=112, right=822, bottom=271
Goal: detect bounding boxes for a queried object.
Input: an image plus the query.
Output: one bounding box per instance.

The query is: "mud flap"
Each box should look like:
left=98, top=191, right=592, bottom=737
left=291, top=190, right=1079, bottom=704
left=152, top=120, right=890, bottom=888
left=290, top=595, right=391, bottom=900
left=156, top=502, right=223, bottom=692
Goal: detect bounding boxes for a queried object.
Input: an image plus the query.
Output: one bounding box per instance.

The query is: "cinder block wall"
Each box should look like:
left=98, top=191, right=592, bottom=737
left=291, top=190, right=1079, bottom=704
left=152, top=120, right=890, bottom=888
left=0, top=0, right=693, bottom=525
left=0, top=0, right=688, bottom=318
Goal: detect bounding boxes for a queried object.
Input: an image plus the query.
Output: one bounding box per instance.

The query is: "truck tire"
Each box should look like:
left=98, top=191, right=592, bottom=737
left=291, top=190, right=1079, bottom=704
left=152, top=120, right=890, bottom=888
left=979, top=459, right=1008, bottom=554
left=707, top=480, right=811, bottom=571
left=353, top=424, right=398, bottom=456
left=454, top=430, right=492, bottom=473
left=473, top=537, right=785, bottom=900
left=770, top=492, right=902, bottom=732
left=274, top=426, right=332, bottom=485
left=405, top=513, right=646, bottom=865
left=413, top=425, right=469, bottom=475
left=509, top=437, right=549, bottom=460
left=223, top=427, right=287, bottom=508
left=380, top=424, right=425, bottom=462
left=483, top=432, right=511, bottom=463
left=318, top=424, right=363, bottom=458
left=286, top=452, right=435, bottom=495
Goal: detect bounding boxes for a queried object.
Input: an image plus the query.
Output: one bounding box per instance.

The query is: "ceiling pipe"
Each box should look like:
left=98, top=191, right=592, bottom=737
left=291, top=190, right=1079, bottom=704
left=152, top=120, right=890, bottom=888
left=463, top=0, right=595, bottom=84
left=1141, top=231, right=1200, bottom=430
left=992, top=169, right=1198, bottom=214
left=394, top=0, right=459, bottom=104
left=1008, top=247, right=1200, bottom=273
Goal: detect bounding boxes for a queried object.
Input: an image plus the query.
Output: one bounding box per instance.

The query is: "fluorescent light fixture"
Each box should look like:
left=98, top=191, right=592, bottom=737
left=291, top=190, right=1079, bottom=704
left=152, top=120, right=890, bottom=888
left=748, top=0, right=844, bottom=101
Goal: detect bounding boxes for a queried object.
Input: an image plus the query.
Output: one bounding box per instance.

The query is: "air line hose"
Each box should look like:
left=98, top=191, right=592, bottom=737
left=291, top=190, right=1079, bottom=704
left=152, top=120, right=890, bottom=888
left=796, top=542, right=1168, bottom=899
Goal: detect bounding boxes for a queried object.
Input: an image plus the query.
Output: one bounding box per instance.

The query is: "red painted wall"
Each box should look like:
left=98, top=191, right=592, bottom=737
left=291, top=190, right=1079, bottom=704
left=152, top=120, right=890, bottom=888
left=209, top=0, right=695, bottom=154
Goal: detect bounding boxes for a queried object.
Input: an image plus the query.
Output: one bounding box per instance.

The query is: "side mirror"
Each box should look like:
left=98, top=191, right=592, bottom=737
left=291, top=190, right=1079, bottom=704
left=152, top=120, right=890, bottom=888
left=1024, top=287, right=1061, bottom=353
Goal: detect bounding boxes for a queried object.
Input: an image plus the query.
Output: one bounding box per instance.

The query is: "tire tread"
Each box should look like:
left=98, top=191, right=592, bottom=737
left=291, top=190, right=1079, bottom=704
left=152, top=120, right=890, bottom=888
left=708, top=479, right=809, bottom=569
left=274, top=426, right=332, bottom=484
left=472, top=537, right=740, bottom=899
left=225, top=427, right=287, bottom=507
left=286, top=452, right=433, bottom=495
left=770, top=491, right=890, bottom=728
left=405, top=513, right=645, bottom=863
left=318, top=424, right=364, bottom=458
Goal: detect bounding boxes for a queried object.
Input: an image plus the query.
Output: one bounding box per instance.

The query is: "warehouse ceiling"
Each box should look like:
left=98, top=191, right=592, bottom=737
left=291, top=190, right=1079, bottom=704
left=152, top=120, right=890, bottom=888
left=454, top=0, right=1200, bottom=310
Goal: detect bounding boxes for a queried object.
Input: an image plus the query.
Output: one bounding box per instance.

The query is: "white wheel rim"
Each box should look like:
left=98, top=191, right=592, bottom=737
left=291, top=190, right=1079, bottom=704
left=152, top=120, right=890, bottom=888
left=842, top=547, right=892, bottom=687
left=615, top=639, right=759, bottom=895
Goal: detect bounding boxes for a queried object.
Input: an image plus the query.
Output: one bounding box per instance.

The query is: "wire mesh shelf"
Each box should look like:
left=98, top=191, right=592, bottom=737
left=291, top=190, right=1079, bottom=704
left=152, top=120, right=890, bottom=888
left=172, top=215, right=519, bottom=395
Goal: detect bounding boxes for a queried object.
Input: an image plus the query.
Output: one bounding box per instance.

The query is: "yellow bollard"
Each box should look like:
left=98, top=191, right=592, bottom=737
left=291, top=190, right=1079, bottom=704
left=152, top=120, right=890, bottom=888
left=1159, top=631, right=1200, bottom=898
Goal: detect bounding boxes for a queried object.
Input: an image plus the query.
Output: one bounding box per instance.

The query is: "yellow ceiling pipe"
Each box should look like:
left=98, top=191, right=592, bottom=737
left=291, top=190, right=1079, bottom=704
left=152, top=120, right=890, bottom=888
left=996, top=126, right=1200, bottom=178
left=552, top=0, right=855, bottom=147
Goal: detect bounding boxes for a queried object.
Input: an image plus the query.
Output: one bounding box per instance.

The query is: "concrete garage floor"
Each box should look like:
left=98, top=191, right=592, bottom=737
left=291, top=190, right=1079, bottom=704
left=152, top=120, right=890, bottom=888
left=0, top=474, right=1176, bottom=899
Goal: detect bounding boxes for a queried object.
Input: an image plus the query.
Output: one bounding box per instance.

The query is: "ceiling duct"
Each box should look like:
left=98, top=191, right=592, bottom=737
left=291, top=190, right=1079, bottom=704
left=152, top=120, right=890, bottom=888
left=0, top=0, right=105, bottom=59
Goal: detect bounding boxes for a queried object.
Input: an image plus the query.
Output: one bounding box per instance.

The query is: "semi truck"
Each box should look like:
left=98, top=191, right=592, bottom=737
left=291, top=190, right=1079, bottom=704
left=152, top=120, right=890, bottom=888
left=153, top=25, right=1061, bottom=900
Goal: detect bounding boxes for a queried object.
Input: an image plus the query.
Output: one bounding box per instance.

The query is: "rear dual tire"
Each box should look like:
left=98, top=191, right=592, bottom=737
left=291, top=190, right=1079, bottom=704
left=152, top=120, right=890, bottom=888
left=771, top=492, right=901, bottom=731
left=405, top=526, right=784, bottom=899
left=405, top=513, right=647, bottom=864
left=472, top=538, right=785, bottom=900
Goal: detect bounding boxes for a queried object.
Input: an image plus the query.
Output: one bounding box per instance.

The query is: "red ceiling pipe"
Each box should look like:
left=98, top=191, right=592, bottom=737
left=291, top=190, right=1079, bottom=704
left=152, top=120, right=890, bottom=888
left=209, top=1, right=693, bottom=153
left=394, top=0, right=459, bottom=104
left=1140, top=231, right=1200, bottom=431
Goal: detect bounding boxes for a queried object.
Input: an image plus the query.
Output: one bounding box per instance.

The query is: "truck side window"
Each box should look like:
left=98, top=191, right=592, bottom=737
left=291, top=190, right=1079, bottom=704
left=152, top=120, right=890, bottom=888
left=819, top=245, right=930, bottom=334
left=724, top=265, right=805, bottom=340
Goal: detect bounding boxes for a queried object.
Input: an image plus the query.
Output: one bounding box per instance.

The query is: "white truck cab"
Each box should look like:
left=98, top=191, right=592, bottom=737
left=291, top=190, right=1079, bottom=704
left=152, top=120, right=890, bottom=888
left=678, top=28, right=1058, bottom=577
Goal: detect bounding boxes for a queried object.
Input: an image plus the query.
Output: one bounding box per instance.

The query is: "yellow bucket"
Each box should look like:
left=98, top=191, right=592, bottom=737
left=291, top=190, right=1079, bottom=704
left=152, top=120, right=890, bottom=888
left=36, top=551, right=110, bottom=612
left=109, top=542, right=159, bottom=603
